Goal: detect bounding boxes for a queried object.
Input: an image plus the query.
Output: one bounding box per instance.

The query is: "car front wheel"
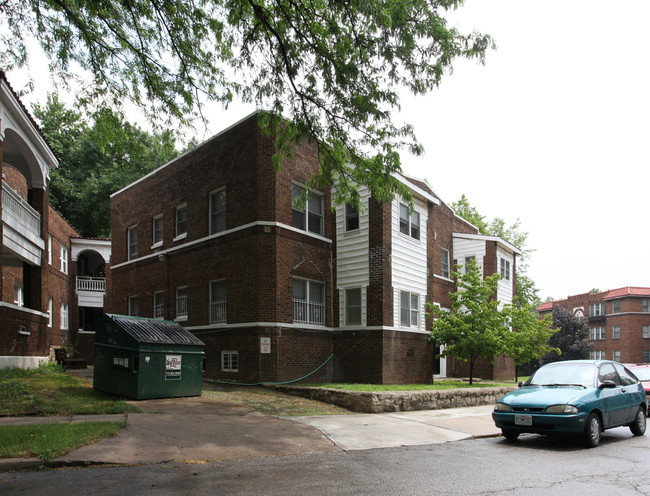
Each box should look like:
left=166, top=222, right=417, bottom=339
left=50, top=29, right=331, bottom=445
left=630, top=406, right=647, bottom=436
left=582, top=413, right=602, bottom=448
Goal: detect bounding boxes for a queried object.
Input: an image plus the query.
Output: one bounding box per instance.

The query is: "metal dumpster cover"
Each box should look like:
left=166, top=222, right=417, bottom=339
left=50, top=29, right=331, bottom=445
left=107, top=314, right=204, bottom=346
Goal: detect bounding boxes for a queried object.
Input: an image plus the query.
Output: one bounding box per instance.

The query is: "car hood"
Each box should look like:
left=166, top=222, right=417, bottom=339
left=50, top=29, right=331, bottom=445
left=499, top=386, right=588, bottom=407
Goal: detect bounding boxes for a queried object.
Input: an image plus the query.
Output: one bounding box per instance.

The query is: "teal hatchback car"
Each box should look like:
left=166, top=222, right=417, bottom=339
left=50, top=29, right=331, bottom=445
left=492, top=360, right=647, bottom=447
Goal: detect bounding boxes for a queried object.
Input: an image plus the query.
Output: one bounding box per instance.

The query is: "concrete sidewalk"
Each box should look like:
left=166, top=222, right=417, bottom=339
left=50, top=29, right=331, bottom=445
left=0, top=399, right=500, bottom=471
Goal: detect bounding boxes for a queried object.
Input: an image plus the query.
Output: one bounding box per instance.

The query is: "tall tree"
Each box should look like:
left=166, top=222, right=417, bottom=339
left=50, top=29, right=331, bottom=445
left=451, top=195, right=540, bottom=307
left=32, top=95, right=180, bottom=237
left=1, top=0, right=493, bottom=208
left=429, top=259, right=509, bottom=384
left=539, top=306, right=591, bottom=364
left=503, top=305, right=556, bottom=382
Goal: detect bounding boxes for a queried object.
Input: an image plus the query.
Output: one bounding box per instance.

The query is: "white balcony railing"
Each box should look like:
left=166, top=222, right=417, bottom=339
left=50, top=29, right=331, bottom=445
left=293, top=298, right=325, bottom=325
left=2, top=182, right=41, bottom=238
left=209, top=300, right=227, bottom=324
left=76, top=276, right=106, bottom=292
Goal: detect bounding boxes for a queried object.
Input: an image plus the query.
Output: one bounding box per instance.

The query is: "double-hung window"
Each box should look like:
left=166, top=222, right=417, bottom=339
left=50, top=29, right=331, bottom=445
left=345, top=288, right=362, bottom=325
left=60, top=246, right=69, bottom=273
left=613, top=326, right=621, bottom=339
left=345, top=204, right=359, bottom=232
left=176, top=286, right=188, bottom=320
left=153, top=291, right=164, bottom=319
left=128, top=296, right=139, bottom=317
left=465, top=256, right=476, bottom=274
left=590, top=327, right=605, bottom=340
left=292, top=279, right=325, bottom=325
left=61, top=302, right=69, bottom=330
left=152, top=214, right=163, bottom=246
left=209, top=189, right=226, bottom=234
left=643, top=326, right=650, bottom=339
left=14, top=286, right=24, bottom=307
left=589, top=303, right=604, bottom=316
left=441, top=248, right=450, bottom=279
left=500, top=257, right=511, bottom=280
left=127, top=226, right=138, bottom=261
left=644, top=299, right=650, bottom=312
left=291, top=185, right=324, bottom=235
left=399, top=203, right=420, bottom=240
left=175, top=204, right=187, bottom=239
left=48, top=297, right=53, bottom=327
left=209, top=280, right=227, bottom=323
left=612, top=300, right=620, bottom=313
left=400, top=291, right=419, bottom=328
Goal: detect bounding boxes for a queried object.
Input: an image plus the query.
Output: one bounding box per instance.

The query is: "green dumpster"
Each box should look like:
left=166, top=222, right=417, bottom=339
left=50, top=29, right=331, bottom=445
left=94, top=314, right=205, bottom=400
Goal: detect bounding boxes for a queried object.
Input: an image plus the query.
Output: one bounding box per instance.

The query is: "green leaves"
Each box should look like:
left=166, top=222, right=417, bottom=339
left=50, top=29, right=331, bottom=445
left=32, top=94, right=180, bottom=237
left=2, top=0, right=492, bottom=205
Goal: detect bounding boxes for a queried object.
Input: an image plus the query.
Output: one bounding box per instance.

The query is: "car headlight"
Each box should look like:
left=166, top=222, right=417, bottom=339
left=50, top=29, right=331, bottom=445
left=545, top=404, right=578, bottom=414
left=494, top=403, right=511, bottom=412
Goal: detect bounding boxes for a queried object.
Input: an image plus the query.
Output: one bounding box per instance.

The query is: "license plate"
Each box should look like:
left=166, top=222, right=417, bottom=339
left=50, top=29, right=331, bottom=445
left=515, top=414, right=533, bottom=426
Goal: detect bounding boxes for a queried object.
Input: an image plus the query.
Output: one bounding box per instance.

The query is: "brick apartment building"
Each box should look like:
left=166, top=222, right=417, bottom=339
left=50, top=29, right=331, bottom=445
left=537, top=287, right=650, bottom=364
left=0, top=72, right=109, bottom=367
left=109, top=112, right=520, bottom=384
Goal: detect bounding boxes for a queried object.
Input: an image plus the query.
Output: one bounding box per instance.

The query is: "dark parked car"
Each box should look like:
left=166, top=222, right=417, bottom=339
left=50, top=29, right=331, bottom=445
left=492, top=360, right=647, bottom=447
left=626, top=364, right=650, bottom=415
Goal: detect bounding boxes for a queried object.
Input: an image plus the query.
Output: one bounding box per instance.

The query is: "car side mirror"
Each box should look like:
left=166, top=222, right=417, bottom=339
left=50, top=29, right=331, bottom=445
left=517, top=381, right=524, bottom=388
left=599, top=380, right=617, bottom=389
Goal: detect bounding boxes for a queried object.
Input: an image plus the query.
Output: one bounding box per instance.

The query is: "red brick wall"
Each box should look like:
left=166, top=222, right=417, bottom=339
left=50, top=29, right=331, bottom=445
left=540, top=291, right=650, bottom=363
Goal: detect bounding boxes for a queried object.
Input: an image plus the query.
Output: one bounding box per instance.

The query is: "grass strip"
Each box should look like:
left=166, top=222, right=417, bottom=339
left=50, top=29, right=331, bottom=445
left=300, top=381, right=515, bottom=391
left=0, top=421, right=127, bottom=461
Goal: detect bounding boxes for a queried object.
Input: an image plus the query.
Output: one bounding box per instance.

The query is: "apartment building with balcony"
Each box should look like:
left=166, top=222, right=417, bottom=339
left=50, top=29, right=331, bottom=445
left=109, top=112, right=520, bottom=384
left=537, top=287, right=650, bottom=364
left=0, top=72, right=109, bottom=367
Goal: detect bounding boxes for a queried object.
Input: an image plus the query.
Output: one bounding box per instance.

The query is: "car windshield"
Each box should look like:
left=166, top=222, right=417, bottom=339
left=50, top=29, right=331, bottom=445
left=527, top=362, right=596, bottom=388
left=630, top=368, right=650, bottom=381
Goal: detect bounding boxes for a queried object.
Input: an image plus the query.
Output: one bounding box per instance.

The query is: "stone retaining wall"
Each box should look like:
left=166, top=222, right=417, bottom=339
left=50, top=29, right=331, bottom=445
left=270, top=385, right=519, bottom=413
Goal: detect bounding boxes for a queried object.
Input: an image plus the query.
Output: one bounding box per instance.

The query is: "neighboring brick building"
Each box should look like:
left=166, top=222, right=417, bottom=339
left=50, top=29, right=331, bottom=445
left=0, top=72, right=109, bottom=367
left=537, top=287, right=650, bottom=363
left=109, top=112, right=520, bottom=384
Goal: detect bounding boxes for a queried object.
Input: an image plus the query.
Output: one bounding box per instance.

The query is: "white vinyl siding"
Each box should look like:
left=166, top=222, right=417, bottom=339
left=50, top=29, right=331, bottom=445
left=391, top=197, right=427, bottom=332
left=335, top=186, right=370, bottom=290
left=496, top=247, right=515, bottom=306
left=452, top=237, right=485, bottom=276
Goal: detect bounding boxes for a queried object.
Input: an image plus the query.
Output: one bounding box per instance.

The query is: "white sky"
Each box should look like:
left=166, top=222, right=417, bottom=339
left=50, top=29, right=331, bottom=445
left=7, top=0, right=649, bottom=301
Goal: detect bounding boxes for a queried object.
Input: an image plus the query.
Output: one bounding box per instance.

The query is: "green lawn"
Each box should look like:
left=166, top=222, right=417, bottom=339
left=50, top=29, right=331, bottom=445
left=300, top=381, right=516, bottom=391
left=0, top=421, right=126, bottom=461
left=0, top=363, right=136, bottom=462
left=0, top=363, right=139, bottom=416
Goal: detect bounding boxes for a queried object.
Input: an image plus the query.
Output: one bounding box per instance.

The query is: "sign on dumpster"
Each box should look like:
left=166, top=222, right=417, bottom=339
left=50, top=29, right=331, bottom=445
left=165, top=354, right=182, bottom=380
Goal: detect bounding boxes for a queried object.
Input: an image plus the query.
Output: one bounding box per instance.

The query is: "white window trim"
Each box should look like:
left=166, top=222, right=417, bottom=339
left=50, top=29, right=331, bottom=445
left=60, top=245, right=69, bottom=274
left=209, top=188, right=227, bottom=235
left=48, top=235, right=53, bottom=265
left=345, top=287, right=362, bottom=325
left=399, top=290, right=420, bottom=329
left=128, top=295, right=139, bottom=317
left=221, top=350, right=239, bottom=372
left=441, top=247, right=450, bottom=279
left=291, top=183, right=325, bottom=236
left=174, top=203, right=188, bottom=241
left=60, top=302, right=69, bottom=330
left=152, top=214, right=163, bottom=248
left=175, top=286, right=188, bottom=321
left=153, top=291, right=164, bottom=319
left=47, top=297, right=53, bottom=327
left=127, top=225, right=138, bottom=261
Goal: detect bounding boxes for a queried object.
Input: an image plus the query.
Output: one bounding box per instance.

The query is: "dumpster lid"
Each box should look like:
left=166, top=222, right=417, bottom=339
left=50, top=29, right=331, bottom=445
left=105, top=314, right=204, bottom=346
